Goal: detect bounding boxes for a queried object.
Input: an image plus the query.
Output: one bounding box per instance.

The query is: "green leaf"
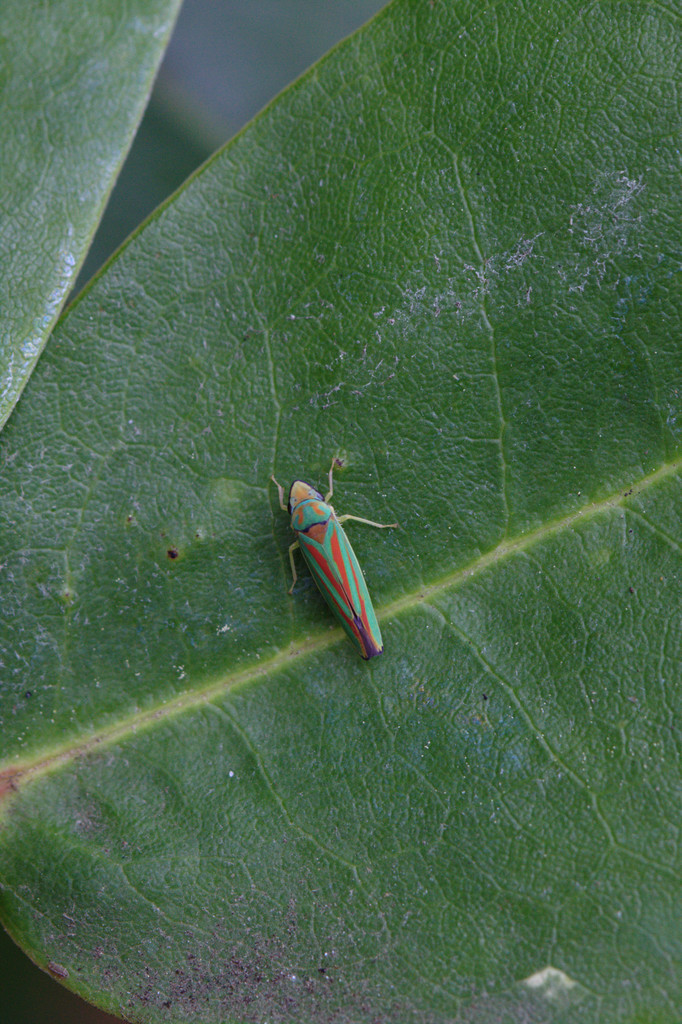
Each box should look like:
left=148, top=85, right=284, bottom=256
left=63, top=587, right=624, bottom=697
left=0, top=0, right=182, bottom=430
left=2, top=1, right=682, bottom=1021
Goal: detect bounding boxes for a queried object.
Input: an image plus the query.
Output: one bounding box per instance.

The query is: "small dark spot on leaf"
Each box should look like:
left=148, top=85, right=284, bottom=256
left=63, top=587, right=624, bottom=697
left=24, top=691, right=32, bottom=699
left=629, top=586, right=634, bottom=594
left=167, top=548, right=179, bottom=560
left=482, top=693, right=488, bottom=700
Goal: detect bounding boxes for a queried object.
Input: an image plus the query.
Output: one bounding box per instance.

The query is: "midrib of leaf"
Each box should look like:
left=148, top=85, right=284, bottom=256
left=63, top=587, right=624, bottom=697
left=1, top=453, right=680, bottom=803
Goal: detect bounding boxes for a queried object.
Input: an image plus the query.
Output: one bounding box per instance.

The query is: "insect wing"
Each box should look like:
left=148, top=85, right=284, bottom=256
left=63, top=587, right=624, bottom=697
left=298, top=513, right=383, bottom=659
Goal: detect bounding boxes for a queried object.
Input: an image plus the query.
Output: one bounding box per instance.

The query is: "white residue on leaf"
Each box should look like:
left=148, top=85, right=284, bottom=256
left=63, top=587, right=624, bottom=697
left=521, top=965, right=579, bottom=998
left=392, top=230, right=544, bottom=326
left=562, top=170, right=645, bottom=292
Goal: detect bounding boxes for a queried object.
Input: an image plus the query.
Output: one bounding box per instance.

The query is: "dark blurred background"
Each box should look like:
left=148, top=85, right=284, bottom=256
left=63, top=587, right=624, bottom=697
left=77, top=0, right=386, bottom=290
left=2, top=1, right=383, bottom=1021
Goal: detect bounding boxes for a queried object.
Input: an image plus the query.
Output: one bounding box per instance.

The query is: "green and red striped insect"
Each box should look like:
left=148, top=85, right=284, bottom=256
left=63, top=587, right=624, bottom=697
left=271, top=460, right=397, bottom=659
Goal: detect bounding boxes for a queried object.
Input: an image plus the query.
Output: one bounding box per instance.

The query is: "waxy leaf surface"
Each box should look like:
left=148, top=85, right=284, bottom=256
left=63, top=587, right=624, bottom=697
left=0, top=0, right=182, bottom=428
left=2, top=2, right=682, bottom=1021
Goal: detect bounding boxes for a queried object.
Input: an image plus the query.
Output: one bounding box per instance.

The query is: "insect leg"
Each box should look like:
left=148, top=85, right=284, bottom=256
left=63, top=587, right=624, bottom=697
left=336, top=514, right=398, bottom=529
left=325, top=458, right=396, bottom=529
left=271, top=475, right=288, bottom=512
left=287, top=540, right=300, bottom=595
left=324, top=457, right=338, bottom=503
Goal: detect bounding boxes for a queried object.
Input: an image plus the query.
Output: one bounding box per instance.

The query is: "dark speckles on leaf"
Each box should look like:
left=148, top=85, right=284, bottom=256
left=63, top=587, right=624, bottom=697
left=167, top=548, right=179, bottom=560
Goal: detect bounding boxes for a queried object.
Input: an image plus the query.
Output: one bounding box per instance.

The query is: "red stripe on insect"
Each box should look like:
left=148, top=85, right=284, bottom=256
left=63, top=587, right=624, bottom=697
left=347, top=548, right=368, bottom=623
left=307, top=544, right=352, bottom=612
left=329, top=529, right=359, bottom=614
